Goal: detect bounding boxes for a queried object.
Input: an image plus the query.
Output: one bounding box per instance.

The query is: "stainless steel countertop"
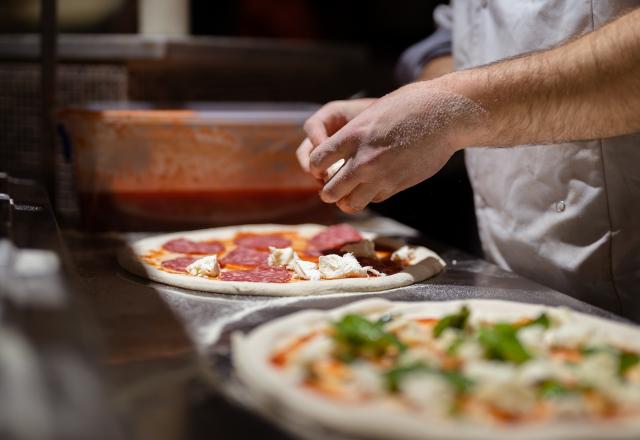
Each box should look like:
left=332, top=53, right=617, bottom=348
left=5, top=169, right=622, bottom=439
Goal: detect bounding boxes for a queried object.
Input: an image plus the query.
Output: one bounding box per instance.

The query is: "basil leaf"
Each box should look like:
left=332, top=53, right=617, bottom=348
left=441, top=370, right=474, bottom=394
left=433, top=306, right=470, bottom=338
left=383, top=361, right=473, bottom=395
left=522, top=313, right=551, bottom=329
left=580, top=345, right=618, bottom=358
left=383, top=361, right=431, bottom=392
left=538, top=380, right=571, bottom=399
left=333, top=314, right=406, bottom=362
left=580, top=346, right=602, bottom=356
left=446, top=336, right=465, bottom=356
left=619, top=351, right=640, bottom=376
left=477, top=323, right=531, bottom=364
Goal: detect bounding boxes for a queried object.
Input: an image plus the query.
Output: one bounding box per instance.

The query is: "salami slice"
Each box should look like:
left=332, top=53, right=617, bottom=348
left=163, top=238, right=225, bottom=255
left=308, top=223, right=363, bottom=252
left=220, top=247, right=269, bottom=267
left=301, top=246, right=323, bottom=258
left=161, top=256, right=196, bottom=273
left=219, top=267, right=291, bottom=283
left=234, top=234, right=292, bottom=250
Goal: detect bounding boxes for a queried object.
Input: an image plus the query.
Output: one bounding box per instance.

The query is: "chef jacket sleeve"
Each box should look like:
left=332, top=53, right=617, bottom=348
left=395, top=4, right=453, bottom=85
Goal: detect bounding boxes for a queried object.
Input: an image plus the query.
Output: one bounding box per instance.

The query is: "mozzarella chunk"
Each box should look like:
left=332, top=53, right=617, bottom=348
left=391, top=245, right=418, bottom=265
left=549, top=395, right=589, bottom=418
left=435, top=328, right=461, bottom=350
left=519, top=359, right=572, bottom=385
left=398, top=346, right=442, bottom=368
left=574, top=352, right=640, bottom=404
left=365, top=267, right=385, bottom=277
left=615, top=383, right=640, bottom=406
left=340, top=239, right=377, bottom=259
left=324, top=158, right=345, bottom=182
left=464, top=360, right=518, bottom=384
left=270, top=247, right=384, bottom=280
left=267, top=246, right=322, bottom=280
left=465, top=361, right=537, bottom=414
left=267, top=246, right=296, bottom=268
left=186, top=255, right=220, bottom=277
left=318, top=253, right=373, bottom=279
left=519, top=325, right=547, bottom=355
left=349, top=362, right=385, bottom=396
left=400, top=374, right=454, bottom=415
left=290, top=258, right=321, bottom=281
left=544, top=322, right=595, bottom=347
left=394, top=321, right=432, bottom=345
left=574, top=352, right=619, bottom=389
left=456, top=340, right=484, bottom=363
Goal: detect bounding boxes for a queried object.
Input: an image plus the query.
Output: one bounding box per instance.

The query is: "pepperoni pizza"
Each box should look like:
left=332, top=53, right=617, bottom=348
left=118, top=223, right=445, bottom=296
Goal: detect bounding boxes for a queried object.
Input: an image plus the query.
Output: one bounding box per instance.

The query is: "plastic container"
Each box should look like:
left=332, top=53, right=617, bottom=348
left=58, top=102, right=335, bottom=231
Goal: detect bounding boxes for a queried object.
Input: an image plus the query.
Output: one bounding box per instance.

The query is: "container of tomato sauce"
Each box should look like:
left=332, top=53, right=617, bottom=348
left=58, top=102, right=336, bottom=231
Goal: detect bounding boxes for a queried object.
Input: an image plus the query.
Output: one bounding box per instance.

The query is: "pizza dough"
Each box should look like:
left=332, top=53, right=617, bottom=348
left=233, top=298, right=640, bottom=440
left=118, top=224, right=446, bottom=296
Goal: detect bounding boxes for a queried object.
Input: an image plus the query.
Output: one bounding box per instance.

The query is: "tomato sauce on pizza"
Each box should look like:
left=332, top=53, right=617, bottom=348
left=141, top=223, right=404, bottom=283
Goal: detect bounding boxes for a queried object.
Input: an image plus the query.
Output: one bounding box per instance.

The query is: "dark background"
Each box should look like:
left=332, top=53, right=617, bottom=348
left=191, top=0, right=447, bottom=95
left=0, top=0, right=480, bottom=255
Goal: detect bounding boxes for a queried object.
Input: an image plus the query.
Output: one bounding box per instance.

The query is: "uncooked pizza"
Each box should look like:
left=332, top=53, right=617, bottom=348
left=233, top=299, right=640, bottom=439
left=118, top=223, right=445, bottom=295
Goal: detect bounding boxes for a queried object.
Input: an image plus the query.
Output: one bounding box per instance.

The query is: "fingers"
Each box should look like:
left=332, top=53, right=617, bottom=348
left=371, top=191, right=391, bottom=203
left=336, top=183, right=379, bottom=214
left=304, top=103, right=345, bottom=146
left=319, top=157, right=359, bottom=203
left=303, top=116, right=329, bottom=147
left=308, top=132, right=357, bottom=180
left=296, top=138, right=314, bottom=172
left=304, top=100, right=369, bottom=146
left=371, top=186, right=397, bottom=203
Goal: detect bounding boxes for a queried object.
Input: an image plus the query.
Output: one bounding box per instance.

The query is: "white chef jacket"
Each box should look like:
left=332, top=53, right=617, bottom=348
left=445, top=0, right=640, bottom=319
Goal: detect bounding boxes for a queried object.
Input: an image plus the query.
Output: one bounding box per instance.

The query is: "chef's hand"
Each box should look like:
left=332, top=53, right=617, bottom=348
left=307, top=81, right=486, bottom=213
left=296, top=98, right=375, bottom=173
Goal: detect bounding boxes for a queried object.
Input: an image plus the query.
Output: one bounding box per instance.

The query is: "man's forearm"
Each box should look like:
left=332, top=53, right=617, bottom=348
left=419, top=55, right=454, bottom=82
left=437, top=8, right=640, bottom=149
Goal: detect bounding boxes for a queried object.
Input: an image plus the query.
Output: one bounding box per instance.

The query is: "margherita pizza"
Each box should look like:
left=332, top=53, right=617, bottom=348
left=233, top=299, right=640, bottom=439
left=118, top=223, right=445, bottom=296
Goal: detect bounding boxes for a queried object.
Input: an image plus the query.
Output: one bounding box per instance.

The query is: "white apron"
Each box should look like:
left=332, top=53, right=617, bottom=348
left=451, top=0, right=640, bottom=319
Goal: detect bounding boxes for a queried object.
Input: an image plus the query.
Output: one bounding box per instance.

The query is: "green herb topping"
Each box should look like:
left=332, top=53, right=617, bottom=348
left=477, top=323, right=531, bottom=364
left=332, top=314, right=406, bottom=363
left=383, top=361, right=473, bottom=394
left=433, top=306, right=470, bottom=338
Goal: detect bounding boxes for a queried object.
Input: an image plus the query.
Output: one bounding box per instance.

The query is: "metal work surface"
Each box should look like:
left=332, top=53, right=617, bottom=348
left=0, top=173, right=121, bottom=440
left=60, top=215, right=624, bottom=439
left=3, top=170, right=629, bottom=439
left=67, top=217, right=622, bottom=349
